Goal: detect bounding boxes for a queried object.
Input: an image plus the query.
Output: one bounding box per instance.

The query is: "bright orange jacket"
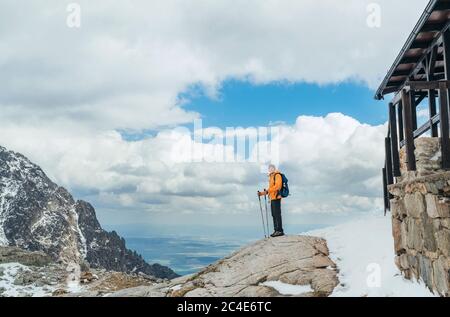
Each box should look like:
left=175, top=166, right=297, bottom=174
left=267, top=171, right=282, bottom=200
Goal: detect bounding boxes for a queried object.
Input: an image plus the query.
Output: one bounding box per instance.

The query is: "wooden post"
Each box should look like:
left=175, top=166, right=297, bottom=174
left=439, top=82, right=450, bottom=169
left=411, top=90, right=418, bottom=131
left=429, top=90, right=438, bottom=137
left=443, top=29, right=450, bottom=82
left=402, top=89, right=416, bottom=171
left=389, top=103, right=401, bottom=177
left=427, top=47, right=439, bottom=137
left=398, top=101, right=404, bottom=142
left=385, top=137, right=394, bottom=185
left=382, top=166, right=389, bottom=215
left=440, top=30, right=450, bottom=169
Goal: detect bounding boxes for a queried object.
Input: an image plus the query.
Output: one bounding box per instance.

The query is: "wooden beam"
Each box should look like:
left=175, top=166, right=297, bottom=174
left=388, top=79, right=408, bottom=86
left=392, top=69, right=412, bottom=77
left=429, top=45, right=438, bottom=76
left=441, top=29, right=450, bottom=169
left=406, top=80, right=450, bottom=90
left=429, top=90, right=439, bottom=137
left=402, top=89, right=416, bottom=171
left=400, top=113, right=441, bottom=147
left=400, top=56, right=421, bottom=64
left=391, top=86, right=410, bottom=106
left=443, top=29, right=450, bottom=80
left=434, top=1, right=450, bottom=11
left=398, top=101, right=404, bottom=142
left=385, top=137, right=394, bottom=189
left=382, top=166, right=389, bottom=215
left=389, top=103, right=401, bottom=177
left=415, top=92, right=428, bottom=107
left=410, top=41, right=432, bottom=49
left=387, top=30, right=445, bottom=92
left=379, top=20, right=450, bottom=100
left=413, top=113, right=441, bottom=139
left=416, top=66, right=444, bottom=76
left=427, top=46, right=439, bottom=137
left=421, top=22, right=447, bottom=33
left=411, top=90, right=418, bottom=131
left=439, top=82, right=450, bottom=169
left=383, top=87, right=400, bottom=96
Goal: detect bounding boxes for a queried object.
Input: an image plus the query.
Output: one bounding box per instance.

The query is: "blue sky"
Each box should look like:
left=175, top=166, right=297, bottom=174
left=121, top=80, right=389, bottom=143
left=181, top=80, right=389, bottom=129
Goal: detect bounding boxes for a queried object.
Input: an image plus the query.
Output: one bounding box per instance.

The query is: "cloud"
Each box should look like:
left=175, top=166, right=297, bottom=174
left=0, top=0, right=428, bottom=132
left=0, top=113, right=386, bottom=226
left=0, top=1, right=418, bottom=225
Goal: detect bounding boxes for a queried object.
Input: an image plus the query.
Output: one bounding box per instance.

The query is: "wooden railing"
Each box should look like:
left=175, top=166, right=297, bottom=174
left=383, top=80, right=450, bottom=214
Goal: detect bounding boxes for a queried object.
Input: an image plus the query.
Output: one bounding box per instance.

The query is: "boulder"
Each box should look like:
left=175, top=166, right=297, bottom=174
left=314, top=240, right=330, bottom=256
left=13, top=271, right=42, bottom=286
left=52, top=289, right=68, bottom=296
left=310, top=269, right=339, bottom=296
left=312, top=254, right=335, bottom=268
left=80, top=271, right=98, bottom=284
left=109, top=236, right=339, bottom=297
left=278, top=270, right=312, bottom=286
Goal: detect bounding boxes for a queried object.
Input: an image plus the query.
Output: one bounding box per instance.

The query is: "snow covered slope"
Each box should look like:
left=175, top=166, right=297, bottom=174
left=306, top=214, right=436, bottom=297
left=0, top=146, right=177, bottom=279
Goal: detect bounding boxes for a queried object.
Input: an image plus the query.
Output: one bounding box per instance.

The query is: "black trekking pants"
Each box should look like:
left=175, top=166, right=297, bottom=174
left=271, top=199, right=283, bottom=233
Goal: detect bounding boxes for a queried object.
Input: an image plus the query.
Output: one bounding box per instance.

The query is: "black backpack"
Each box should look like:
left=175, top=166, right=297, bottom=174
left=274, top=173, right=290, bottom=198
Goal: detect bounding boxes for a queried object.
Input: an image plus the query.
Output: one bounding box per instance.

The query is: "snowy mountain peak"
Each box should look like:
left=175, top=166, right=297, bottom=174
left=0, top=146, right=177, bottom=279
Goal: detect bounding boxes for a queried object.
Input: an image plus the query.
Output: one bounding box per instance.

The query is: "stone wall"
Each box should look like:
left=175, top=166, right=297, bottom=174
left=389, top=138, right=450, bottom=296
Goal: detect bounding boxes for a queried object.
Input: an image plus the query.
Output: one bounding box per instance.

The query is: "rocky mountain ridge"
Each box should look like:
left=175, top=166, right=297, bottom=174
left=0, top=145, right=177, bottom=279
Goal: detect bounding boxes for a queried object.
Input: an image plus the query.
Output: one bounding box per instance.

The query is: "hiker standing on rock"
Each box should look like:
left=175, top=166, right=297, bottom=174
left=258, top=164, right=289, bottom=238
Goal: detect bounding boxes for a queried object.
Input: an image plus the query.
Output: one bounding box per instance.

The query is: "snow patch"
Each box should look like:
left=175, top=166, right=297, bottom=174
left=262, top=281, right=313, bottom=295
left=0, top=221, right=8, bottom=246
left=171, top=284, right=182, bottom=291
left=70, top=206, right=87, bottom=259
left=0, top=263, right=55, bottom=297
left=305, top=214, right=437, bottom=297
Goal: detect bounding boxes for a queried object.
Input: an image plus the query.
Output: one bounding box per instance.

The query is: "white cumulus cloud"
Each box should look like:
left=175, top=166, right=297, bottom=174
left=0, top=113, right=386, bottom=226
left=0, top=0, right=418, bottom=225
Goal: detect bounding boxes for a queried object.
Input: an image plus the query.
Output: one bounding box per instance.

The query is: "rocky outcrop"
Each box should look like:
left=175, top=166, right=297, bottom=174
left=0, top=246, right=51, bottom=267
left=0, top=246, right=160, bottom=297
left=0, top=246, right=67, bottom=297
left=107, top=236, right=339, bottom=297
left=390, top=138, right=450, bottom=297
left=1, top=236, right=339, bottom=297
left=75, top=201, right=177, bottom=279
left=0, top=146, right=177, bottom=279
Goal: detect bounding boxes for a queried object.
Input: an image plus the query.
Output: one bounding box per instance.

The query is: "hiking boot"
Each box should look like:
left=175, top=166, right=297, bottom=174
left=271, top=231, right=285, bottom=237
left=270, top=231, right=277, bottom=237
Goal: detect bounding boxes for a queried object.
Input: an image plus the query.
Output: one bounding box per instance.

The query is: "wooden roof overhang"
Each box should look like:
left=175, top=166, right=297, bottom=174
left=375, top=0, right=450, bottom=100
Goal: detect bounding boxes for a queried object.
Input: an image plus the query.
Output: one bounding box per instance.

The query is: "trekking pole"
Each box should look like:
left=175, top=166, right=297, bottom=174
left=264, top=189, right=270, bottom=235
left=258, top=194, right=267, bottom=238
